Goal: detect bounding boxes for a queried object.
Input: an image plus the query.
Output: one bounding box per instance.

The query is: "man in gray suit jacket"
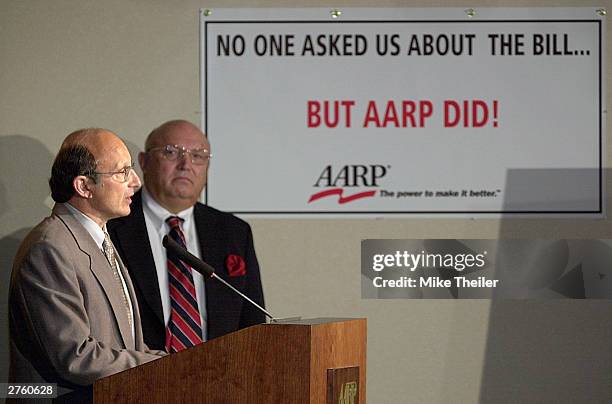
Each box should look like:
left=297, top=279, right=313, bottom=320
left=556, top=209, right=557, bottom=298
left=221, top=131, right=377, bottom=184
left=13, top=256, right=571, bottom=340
left=9, top=128, right=165, bottom=402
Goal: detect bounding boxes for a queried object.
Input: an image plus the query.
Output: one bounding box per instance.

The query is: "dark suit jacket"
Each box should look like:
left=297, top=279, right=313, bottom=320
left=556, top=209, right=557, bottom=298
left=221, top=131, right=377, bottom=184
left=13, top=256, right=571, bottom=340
left=107, top=191, right=265, bottom=350
left=9, top=204, right=164, bottom=402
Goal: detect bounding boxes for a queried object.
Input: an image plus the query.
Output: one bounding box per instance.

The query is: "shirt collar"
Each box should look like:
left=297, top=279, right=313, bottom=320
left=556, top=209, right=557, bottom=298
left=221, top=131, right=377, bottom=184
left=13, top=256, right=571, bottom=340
left=64, top=202, right=106, bottom=249
left=142, top=186, right=194, bottom=232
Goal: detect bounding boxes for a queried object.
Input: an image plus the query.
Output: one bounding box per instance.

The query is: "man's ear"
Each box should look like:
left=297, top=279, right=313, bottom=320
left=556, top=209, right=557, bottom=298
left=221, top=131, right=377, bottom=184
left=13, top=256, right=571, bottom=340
left=138, top=151, right=147, bottom=172
left=73, top=175, right=94, bottom=199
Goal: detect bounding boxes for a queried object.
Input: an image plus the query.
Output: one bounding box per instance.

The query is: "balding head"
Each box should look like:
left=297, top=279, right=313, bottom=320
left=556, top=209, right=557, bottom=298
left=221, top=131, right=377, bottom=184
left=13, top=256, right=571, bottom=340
left=61, top=127, right=108, bottom=149
left=50, top=128, right=141, bottom=227
left=50, top=128, right=112, bottom=203
left=144, top=120, right=206, bottom=151
left=139, top=120, right=210, bottom=213
left=61, top=128, right=128, bottom=165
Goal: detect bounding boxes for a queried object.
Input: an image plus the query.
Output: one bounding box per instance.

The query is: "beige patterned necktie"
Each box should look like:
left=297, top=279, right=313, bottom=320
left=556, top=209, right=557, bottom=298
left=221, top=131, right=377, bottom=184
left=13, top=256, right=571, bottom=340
left=102, top=231, right=133, bottom=329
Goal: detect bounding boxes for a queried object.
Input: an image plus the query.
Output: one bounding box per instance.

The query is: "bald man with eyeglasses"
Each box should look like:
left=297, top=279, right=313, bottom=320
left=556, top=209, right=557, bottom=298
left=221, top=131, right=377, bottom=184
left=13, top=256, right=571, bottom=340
left=107, top=120, right=265, bottom=352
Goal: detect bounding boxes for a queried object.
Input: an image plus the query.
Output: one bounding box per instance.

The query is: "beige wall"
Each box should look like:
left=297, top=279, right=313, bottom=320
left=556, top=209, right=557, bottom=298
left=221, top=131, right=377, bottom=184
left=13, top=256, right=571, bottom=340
left=1, top=1, right=611, bottom=402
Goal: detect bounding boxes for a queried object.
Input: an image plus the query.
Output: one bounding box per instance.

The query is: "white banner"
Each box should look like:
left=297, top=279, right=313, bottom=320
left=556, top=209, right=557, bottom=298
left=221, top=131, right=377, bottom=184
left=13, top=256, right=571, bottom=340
left=200, top=8, right=605, bottom=216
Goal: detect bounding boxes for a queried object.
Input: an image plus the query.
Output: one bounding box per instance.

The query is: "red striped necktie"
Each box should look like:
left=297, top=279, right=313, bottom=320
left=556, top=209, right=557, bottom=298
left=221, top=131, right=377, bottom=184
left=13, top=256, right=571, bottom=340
left=165, top=216, right=203, bottom=352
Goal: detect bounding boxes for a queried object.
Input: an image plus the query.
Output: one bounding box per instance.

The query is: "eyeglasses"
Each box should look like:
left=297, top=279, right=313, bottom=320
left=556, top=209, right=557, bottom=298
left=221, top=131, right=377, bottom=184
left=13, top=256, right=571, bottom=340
left=93, top=164, right=135, bottom=183
left=147, top=144, right=212, bottom=165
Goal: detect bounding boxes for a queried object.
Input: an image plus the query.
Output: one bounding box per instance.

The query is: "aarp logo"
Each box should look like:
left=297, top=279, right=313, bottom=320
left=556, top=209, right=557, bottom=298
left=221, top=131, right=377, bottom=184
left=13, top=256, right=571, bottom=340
left=308, top=164, right=388, bottom=204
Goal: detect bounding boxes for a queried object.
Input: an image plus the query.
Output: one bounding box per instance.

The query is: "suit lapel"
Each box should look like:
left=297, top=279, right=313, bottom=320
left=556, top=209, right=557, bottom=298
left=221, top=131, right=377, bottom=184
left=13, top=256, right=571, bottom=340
left=194, top=204, right=219, bottom=269
left=112, top=192, right=165, bottom=326
left=53, top=204, right=134, bottom=349
left=115, top=253, right=140, bottom=350
left=194, top=204, right=226, bottom=337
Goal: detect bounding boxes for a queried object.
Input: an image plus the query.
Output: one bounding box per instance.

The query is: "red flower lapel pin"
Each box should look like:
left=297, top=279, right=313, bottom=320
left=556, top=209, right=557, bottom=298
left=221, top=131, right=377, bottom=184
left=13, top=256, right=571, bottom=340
left=226, top=254, right=246, bottom=277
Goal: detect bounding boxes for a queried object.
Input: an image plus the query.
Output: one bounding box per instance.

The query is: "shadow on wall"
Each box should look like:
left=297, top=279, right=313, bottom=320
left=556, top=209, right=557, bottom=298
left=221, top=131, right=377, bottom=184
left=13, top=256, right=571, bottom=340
left=477, top=168, right=612, bottom=402
left=0, top=135, right=54, bottom=387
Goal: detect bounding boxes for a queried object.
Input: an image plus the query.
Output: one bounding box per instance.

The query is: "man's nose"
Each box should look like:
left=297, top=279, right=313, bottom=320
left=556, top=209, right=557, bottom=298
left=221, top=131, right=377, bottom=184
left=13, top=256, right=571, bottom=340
left=176, top=151, right=194, bottom=169
left=129, top=169, right=142, bottom=188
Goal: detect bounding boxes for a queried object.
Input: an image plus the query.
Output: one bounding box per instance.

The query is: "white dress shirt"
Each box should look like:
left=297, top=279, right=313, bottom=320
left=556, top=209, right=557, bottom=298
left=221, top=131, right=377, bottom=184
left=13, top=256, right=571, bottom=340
left=141, top=188, right=208, bottom=340
left=64, top=202, right=135, bottom=340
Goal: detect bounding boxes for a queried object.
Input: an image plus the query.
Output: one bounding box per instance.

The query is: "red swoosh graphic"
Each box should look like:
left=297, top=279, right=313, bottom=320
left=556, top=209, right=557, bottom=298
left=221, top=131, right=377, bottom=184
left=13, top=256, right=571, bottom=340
left=308, top=188, right=376, bottom=204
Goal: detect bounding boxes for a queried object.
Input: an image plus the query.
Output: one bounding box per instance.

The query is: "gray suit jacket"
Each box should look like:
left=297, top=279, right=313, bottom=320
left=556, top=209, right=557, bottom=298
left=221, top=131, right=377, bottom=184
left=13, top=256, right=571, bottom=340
left=9, top=203, right=164, bottom=399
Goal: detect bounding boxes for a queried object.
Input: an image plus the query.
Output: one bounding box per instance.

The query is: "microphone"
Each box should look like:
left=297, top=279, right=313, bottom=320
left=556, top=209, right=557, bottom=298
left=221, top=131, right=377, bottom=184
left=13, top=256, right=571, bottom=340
left=163, top=235, right=215, bottom=277
left=162, top=235, right=275, bottom=321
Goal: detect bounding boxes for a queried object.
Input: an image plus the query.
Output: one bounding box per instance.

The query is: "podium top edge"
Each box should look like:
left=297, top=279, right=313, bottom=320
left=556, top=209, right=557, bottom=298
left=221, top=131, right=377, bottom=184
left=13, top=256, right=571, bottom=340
left=268, top=317, right=366, bottom=325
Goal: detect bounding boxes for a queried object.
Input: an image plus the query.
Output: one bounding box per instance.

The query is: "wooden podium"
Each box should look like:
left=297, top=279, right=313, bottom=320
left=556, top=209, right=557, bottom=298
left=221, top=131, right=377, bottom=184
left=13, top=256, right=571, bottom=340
left=93, top=318, right=366, bottom=403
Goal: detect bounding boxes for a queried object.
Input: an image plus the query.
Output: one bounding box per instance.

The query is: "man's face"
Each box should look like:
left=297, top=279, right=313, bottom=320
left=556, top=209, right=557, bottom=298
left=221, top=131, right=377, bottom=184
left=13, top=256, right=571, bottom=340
left=140, top=123, right=210, bottom=212
left=89, top=133, right=141, bottom=222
